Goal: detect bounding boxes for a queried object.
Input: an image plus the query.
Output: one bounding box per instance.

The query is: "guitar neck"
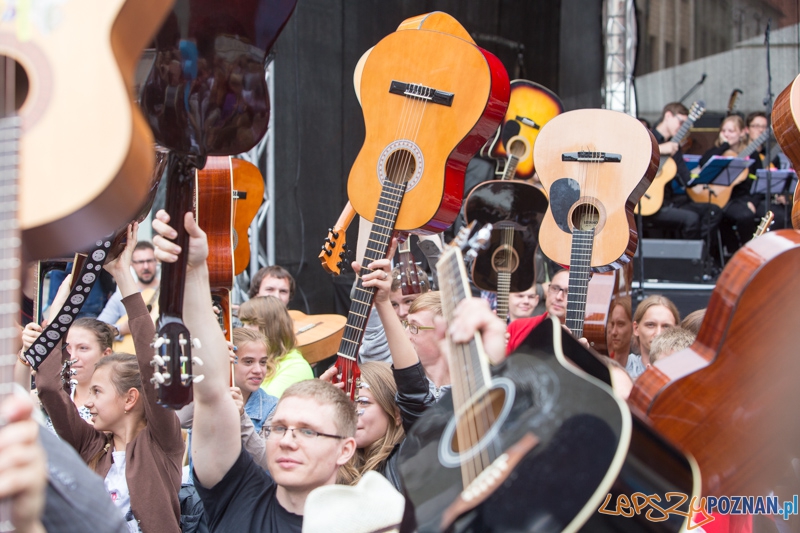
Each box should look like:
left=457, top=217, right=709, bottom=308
left=437, top=246, right=491, bottom=398
left=159, top=153, right=200, bottom=325
left=737, top=130, right=770, bottom=160
left=337, top=181, right=408, bottom=360
left=495, top=271, right=511, bottom=323
left=565, top=229, right=595, bottom=339
left=501, top=154, right=520, bottom=181
left=0, top=117, right=20, bottom=400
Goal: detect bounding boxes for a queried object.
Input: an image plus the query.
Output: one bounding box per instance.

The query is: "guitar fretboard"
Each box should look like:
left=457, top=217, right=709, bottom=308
left=337, top=180, right=408, bottom=360
left=0, top=117, right=20, bottom=400
left=565, top=229, right=595, bottom=339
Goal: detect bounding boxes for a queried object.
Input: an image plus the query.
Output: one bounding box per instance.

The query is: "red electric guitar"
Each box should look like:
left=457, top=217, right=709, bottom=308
left=333, top=11, right=510, bottom=399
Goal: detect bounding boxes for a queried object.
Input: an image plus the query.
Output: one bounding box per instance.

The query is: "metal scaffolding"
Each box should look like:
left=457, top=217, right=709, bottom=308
left=603, top=0, right=638, bottom=115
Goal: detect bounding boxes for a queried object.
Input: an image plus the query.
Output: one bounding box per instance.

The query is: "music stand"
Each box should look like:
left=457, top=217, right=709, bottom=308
left=752, top=169, right=797, bottom=228
left=687, top=156, right=752, bottom=191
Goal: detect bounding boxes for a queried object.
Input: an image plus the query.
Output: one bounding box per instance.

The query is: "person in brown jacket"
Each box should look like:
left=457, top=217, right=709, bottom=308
left=35, top=224, right=183, bottom=532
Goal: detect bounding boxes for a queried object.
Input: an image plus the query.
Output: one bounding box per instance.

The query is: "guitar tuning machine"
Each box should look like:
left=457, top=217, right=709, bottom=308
left=193, top=357, right=204, bottom=366
left=153, top=337, right=167, bottom=349
left=192, top=337, right=202, bottom=349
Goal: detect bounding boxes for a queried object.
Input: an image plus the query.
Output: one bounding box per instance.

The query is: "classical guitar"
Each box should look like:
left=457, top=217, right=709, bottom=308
left=288, top=310, right=346, bottom=365
left=0, top=0, right=172, bottom=260
left=480, top=79, right=563, bottom=179
left=400, top=226, right=649, bottom=532
left=636, top=100, right=705, bottom=216
left=333, top=12, right=509, bottom=399
left=396, top=236, right=425, bottom=296
left=535, top=109, right=658, bottom=342
left=630, top=229, right=800, bottom=498
left=771, top=73, right=800, bottom=229
left=319, top=202, right=356, bottom=275
left=685, top=127, right=771, bottom=207
left=753, top=210, right=774, bottom=238
left=144, top=1, right=297, bottom=409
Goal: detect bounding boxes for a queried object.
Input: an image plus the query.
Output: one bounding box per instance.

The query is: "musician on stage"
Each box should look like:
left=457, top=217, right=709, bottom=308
left=644, top=103, right=722, bottom=245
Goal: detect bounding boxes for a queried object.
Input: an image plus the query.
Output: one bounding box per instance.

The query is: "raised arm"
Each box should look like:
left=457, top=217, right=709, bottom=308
left=152, top=210, right=240, bottom=488
left=106, top=223, right=182, bottom=453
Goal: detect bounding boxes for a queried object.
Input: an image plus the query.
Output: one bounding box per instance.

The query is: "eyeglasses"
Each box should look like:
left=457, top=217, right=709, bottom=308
left=265, top=425, right=345, bottom=440
left=548, top=284, right=569, bottom=297
left=402, top=320, right=435, bottom=335
left=131, top=259, right=156, bottom=266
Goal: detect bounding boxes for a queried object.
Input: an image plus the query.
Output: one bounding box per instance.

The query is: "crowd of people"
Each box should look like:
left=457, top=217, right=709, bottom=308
left=4, top=103, right=790, bottom=533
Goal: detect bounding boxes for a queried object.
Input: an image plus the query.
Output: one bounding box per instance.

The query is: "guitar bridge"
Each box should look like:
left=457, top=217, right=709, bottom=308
left=562, top=151, right=622, bottom=163
left=389, top=81, right=454, bottom=106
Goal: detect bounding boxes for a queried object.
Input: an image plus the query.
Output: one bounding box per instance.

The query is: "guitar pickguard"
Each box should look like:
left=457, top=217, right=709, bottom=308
left=549, top=178, right=582, bottom=234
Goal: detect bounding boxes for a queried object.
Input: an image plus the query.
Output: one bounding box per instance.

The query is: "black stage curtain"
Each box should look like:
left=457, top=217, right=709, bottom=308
left=270, top=0, right=602, bottom=314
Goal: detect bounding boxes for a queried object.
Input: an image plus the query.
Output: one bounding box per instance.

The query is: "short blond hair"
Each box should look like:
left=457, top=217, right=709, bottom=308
left=649, top=327, right=696, bottom=363
left=279, top=380, right=357, bottom=437
left=407, top=291, right=441, bottom=317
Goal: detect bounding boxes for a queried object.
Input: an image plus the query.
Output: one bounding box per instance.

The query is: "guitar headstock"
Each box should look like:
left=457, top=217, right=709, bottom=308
left=447, top=222, right=493, bottom=260
left=319, top=224, right=349, bottom=275
left=754, top=211, right=774, bottom=239
left=688, top=100, right=706, bottom=123
left=397, top=233, right=426, bottom=296
left=60, top=358, right=78, bottom=396
left=150, top=322, right=204, bottom=410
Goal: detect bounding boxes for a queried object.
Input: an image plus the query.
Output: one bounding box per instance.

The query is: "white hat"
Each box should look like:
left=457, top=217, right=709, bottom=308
left=302, top=471, right=405, bottom=533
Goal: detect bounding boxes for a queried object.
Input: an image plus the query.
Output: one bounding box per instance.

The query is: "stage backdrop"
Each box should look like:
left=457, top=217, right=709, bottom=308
left=268, top=0, right=603, bottom=314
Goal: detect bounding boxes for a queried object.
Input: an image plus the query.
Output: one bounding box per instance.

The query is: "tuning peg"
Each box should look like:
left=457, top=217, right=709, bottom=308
left=338, top=251, right=346, bottom=258
left=151, top=372, right=165, bottom=384
left=342, top=243, right=348, bottom=250
left=179, top=338, right=188, bottom=346
left=332, top=231, right=339, bottom=239
left=180, top=356, right=188, bottom=363
left=151, top=355, right=166, bottom=367
left=181, top=373, right=189, bottom=383
left=193, top=356, right=204, bottom=366
left=193, top=374, right=205, bottom=384
left=162, top=372, right=171, bottom=382
left=192, top=338, right=202, bottom=349
left=153, top=337, right=166, bottom=349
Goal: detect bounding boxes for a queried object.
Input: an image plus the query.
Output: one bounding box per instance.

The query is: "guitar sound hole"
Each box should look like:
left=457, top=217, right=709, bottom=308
left=450, top=387, right=507, bottom=454
left=507, top=136, right=529, bottom=159
left=569, top=201, right=602, bottom=232
left=384, top=149, right=417, bottom=185
left=0, top=56, right=29, bottom=113
left=491, top=245, right=519, bottom=274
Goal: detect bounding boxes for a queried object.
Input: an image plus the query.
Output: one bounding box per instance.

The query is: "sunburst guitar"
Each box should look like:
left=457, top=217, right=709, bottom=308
left=481, top=79, right=563, bottom=179
left=0, top=0, right=173, bottom=260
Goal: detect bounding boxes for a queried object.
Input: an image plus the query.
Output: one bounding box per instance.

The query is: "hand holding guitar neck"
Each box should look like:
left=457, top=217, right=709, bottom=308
left=103, top=223, right=141, bottom=299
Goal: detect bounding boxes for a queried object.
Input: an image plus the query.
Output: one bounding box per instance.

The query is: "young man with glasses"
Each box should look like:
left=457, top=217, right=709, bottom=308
left=506, top=268, right=570, bottom=353
left=97, top=241, right=160, bottom=337
left=152, top=210, right=355, bottom=532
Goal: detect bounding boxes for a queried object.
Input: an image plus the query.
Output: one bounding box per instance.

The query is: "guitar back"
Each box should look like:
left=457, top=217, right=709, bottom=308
left=535, top=109, right=659, bottom=269
left=487, top=80, right=564, bottom=178
left=0, top=0, right=172, bottom=259
left=772, top=74, right=800, bottom=229
left=630, top=229, right=800, bottom=497
left=347, top=25, right=509, bottom=233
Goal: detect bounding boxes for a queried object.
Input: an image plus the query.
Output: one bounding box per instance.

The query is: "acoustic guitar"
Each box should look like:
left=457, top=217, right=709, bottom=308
left=399, top=226, right=696, bottom=532
left=289, top=310, right=346, bottom=365
left=685, top=127, right=771, bottom=207
left=535, top=109, right=658, bottom=343
left=582, top=262, right=633, bottom=356
left=635, top=101, right=705, bottom=216
left=333, top=12, right=509, bottom=399
left=144, top=0, right=297, bottom=409
left=0, top=0, right=172, bottom=260
left=480, top=79, right=563, bottom=179
left=771, top=73, right=800, bottom=230
left=319, top=202, right=356, bottom=275
left=629, top=229, right=800, bottom=497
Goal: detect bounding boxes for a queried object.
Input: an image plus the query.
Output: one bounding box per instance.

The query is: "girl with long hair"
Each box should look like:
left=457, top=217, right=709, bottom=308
left=237, top=296, right=313, bottom=397
left=33, top=224, right=183, bottom=532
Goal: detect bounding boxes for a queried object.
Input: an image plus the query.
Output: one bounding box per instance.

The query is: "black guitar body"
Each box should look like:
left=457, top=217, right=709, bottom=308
left=464, top=180, right=548, bottom=292
left=399, top=317, right=630, bottom=532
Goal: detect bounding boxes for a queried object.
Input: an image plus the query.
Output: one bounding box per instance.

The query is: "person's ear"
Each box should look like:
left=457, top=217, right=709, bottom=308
left=337, top=438, right=357, bottom=466
left=123, top=388, right=140, bottom=414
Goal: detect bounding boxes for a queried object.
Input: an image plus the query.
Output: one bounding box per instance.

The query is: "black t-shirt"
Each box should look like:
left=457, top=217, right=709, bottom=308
left=194, top=448, right=303, bottom=533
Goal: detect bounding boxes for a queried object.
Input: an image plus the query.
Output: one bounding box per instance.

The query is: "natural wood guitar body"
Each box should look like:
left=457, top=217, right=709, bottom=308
left=535, top=109, right=659, bottom=270
left=630, top=230, right=800, bottom=497
left=0, top=0, right=173, bottom=259
left=772, top=73, right=800, bottom=229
